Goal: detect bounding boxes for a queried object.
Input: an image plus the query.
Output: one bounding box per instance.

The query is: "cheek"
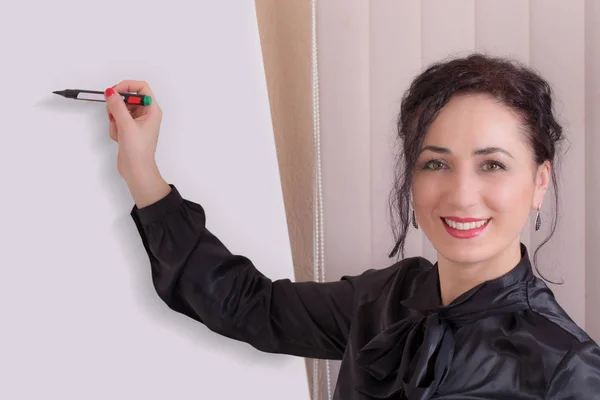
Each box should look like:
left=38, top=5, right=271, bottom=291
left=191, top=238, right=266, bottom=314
left=412, top=174, right=440, bottom=208
left=484, top=177, right=533, bottom=216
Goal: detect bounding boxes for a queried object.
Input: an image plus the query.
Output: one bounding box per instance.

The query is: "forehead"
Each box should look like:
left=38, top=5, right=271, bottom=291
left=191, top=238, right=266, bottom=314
left=423, top=93, right=527, bottom=151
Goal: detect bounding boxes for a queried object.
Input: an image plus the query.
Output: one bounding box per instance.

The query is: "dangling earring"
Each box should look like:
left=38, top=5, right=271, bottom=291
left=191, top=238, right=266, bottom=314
left=534, top=204, right=542, bottom=231
left=412, top=209, right=418, bottom=229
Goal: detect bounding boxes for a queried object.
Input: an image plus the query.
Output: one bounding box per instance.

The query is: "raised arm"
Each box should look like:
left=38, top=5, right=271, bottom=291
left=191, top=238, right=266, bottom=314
left=103, top=80, right=357, bottom=360
left=130, top=184, right=357, bottom=360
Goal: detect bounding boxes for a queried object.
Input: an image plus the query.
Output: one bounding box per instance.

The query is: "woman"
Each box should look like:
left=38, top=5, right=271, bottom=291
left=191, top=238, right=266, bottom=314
left=105, top=54, right=600, bottom=399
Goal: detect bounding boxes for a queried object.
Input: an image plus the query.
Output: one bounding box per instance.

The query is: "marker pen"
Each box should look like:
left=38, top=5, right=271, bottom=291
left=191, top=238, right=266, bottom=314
left=52, top=89, right=152, bottom=106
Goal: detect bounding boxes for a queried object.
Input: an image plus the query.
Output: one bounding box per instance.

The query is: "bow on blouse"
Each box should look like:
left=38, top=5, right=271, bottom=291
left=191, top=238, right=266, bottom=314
left=356, top=312, right=456, bottom=399
left=354, top=260, right=533, bottom=400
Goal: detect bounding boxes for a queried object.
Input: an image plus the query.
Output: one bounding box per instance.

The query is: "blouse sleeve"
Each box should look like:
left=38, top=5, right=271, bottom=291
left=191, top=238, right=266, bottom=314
left=130, top=184, right=357, bottom=360
left=545, top=340, right=600, bottom=399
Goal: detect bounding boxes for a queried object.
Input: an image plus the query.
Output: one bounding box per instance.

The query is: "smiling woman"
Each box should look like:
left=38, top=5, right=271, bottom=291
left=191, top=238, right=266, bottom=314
left=122, top=53, right=600, bottom=399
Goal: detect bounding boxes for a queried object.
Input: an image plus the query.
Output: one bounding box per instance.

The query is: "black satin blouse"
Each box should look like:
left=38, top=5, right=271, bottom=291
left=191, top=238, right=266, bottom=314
left=130, top=184, right=600, bottom=399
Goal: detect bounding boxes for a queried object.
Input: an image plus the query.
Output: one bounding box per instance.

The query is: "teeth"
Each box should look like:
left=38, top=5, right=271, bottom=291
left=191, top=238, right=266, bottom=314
left=443, top=218, right=489, bottom=230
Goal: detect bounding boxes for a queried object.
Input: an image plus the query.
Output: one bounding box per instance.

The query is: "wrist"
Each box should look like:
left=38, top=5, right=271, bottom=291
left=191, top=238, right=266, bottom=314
left=126, top=166, right=171, bottom=209
left=126, top=159, right=160, bottom=181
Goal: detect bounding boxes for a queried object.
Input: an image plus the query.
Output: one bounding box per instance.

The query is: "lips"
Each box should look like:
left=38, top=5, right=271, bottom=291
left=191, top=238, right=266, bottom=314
left=441, top=217, right=491, bottom=239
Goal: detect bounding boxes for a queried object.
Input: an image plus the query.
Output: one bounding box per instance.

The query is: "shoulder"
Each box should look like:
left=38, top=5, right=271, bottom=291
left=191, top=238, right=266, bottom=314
left=511, top=276, right=600, bottom=391
left=526, top=277, right=594, bottom=345
left=545, top=340, right=600, bottom=398
left=340, top=256, right=433, bottom=305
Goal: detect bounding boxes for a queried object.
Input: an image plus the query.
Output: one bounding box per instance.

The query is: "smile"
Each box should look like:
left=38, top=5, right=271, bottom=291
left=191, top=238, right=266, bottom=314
left=441, top=217, right=491, bottom=239
left=443, top=218, right=489, bottom=230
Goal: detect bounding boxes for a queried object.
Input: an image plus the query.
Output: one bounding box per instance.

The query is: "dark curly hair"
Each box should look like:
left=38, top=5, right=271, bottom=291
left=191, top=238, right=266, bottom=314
left=388, top=53, right=565, bottom=279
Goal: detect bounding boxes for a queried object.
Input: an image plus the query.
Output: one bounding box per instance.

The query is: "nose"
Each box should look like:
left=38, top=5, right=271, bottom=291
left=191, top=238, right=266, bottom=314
left=442, top=167, right=480, bottom=210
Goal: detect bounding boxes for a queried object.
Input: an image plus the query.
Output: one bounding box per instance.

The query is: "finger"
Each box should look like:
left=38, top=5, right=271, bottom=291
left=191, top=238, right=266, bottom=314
left=126, top=103, right=145, bottom=117
left=104, top=88, right=135, bottom=128
left=111, top=102, right=138, bottom=115
left=112, top=80, right=160, bottom=116
left=112, top=80, right=157, bottom=103
left=108, top=113, right=118, bottom=142
left=131, top=105, right=151, bottom=120
left=108, top=100, right=143, bottom=120
left=109, top=123, right=118, bottom=142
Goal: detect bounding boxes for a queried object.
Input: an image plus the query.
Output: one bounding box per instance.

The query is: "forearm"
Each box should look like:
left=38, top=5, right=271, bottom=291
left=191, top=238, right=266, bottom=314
left=126, top=163, right=172, bottom=208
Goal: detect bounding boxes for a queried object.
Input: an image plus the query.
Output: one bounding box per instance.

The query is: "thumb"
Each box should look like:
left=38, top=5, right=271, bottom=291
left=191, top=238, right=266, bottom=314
left=104, top=88, right=134, bottom=128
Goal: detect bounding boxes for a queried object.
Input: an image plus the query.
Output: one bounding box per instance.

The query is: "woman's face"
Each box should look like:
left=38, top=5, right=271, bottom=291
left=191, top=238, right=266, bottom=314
left=412, top=93, right=550, bottom=264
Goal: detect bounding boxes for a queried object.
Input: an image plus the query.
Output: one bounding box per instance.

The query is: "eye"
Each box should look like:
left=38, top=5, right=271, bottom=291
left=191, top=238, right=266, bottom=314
left=422, top=160, right=446, bottom=171
left=481, top=161, right=506, bottom=172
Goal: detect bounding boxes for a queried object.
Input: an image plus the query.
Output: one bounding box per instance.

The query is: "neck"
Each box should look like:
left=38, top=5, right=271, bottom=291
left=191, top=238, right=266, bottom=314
left=437, top=238, right=522, bottom=306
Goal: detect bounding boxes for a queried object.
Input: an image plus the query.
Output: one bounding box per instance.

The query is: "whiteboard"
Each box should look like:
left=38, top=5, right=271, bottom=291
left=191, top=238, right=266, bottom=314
left=0, top=1, right=310, bottom=399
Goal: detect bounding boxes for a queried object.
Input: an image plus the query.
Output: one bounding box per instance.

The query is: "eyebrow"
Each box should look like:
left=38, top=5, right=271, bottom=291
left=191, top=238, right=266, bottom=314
left=419, top=145, right=514, bottom=159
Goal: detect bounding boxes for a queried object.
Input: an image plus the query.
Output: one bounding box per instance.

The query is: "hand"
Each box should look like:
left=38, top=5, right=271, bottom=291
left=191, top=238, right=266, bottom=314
left=105, top=80, right=161, bottom=183
left=105, top=80, right=171, bottom=208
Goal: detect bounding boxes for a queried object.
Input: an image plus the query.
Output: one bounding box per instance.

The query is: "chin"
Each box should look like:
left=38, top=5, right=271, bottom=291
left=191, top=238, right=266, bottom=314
left=430, top=232, right=495, bottom=265
left=435, top=243, right=492, bottom=265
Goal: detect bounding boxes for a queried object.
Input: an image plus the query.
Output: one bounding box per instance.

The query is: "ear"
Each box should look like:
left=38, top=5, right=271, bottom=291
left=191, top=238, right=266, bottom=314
left=532, top=160, right=551, bottom=210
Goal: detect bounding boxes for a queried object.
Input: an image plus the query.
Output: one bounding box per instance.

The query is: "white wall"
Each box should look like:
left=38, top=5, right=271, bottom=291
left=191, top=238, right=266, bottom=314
left=0, top=1, right=309, bottom=399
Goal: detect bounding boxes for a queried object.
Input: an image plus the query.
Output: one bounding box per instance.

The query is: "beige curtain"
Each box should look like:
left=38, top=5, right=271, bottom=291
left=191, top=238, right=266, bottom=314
left=255, top=1, right=324, bottom=397
left=257, top=0, right=600, bottom=398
